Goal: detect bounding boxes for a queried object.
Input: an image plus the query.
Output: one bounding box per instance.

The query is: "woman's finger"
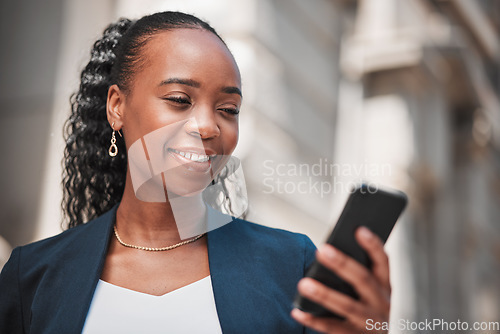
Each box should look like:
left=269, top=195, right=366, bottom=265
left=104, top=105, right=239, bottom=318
left=355, top=226, right=391, bottom=294
left=315, top=244, right=389, bottom=309
left=296, top=278, right=374, bottom=329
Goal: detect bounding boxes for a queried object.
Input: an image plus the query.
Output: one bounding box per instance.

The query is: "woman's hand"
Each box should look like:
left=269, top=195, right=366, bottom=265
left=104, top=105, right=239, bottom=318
left=291, top=226, right=391, bottom=334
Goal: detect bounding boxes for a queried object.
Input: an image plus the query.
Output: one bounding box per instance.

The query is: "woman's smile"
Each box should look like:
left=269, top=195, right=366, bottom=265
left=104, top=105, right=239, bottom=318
left=167, top=147, right=217, bottom=173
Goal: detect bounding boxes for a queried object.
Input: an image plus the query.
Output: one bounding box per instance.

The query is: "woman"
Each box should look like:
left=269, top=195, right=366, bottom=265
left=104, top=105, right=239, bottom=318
left=0, top=11, right=391, bottom=333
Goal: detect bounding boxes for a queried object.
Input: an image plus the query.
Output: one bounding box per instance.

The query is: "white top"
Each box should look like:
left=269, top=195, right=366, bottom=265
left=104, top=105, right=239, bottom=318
left=82, top=276, right=222, bottom=334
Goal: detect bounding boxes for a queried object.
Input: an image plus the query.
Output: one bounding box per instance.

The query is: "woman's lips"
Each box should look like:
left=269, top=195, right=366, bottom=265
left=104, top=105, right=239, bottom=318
left=167, top=147, right=216, bottom=173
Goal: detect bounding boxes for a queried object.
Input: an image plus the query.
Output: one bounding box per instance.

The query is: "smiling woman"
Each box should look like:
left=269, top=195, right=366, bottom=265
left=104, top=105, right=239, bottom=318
left=0, top=11, right=392, bottom=334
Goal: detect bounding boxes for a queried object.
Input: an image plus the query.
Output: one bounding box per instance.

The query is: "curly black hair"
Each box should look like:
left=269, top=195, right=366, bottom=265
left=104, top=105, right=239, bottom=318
left=62, top=12, right=233, bottom=228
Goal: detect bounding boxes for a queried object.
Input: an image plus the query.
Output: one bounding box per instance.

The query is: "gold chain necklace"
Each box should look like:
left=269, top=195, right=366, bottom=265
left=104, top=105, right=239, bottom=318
left=113, top=224, right=206, bottom=251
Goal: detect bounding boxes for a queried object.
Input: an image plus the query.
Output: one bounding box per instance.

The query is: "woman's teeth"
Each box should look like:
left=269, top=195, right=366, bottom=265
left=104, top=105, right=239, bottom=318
left=169, top=148, right=214, bottom=162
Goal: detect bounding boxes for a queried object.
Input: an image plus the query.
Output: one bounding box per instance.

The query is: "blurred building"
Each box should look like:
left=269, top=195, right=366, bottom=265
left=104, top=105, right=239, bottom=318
left=338, top=0, right=500, bottom=329
left=0, top=0, right=499, bottom=331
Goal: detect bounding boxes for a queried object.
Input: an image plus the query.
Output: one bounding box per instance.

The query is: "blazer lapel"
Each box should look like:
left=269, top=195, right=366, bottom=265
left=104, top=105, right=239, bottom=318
left=207, top=209, right=266, bottom=334
left=72, top=206, right=116, bottom=333
left=206, top=210, right=304, bottom=334
left=207, top=222, right=250, bottom=333
left=30, top=205, right=117, bottom=333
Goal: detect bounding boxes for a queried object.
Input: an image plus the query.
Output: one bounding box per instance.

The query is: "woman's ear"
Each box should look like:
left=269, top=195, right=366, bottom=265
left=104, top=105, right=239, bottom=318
left=106, top=84, right=124, bottom=130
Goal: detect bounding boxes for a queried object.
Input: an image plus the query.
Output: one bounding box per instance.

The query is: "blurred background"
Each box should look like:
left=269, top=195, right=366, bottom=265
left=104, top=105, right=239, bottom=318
left=1, top=0, right=499, bottom=332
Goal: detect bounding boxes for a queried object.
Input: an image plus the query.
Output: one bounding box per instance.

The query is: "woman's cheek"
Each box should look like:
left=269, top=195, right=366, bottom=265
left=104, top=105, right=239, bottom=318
left=223, top=122, right=239, bottom=155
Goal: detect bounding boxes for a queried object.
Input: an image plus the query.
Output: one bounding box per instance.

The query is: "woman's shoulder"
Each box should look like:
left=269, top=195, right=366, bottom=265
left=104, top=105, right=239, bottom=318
left=213, top=216, right=317, bottom=269
left=228, top=217, right=316, bottom=247
left=206, top=204, right=317, bottom=255
left=10, top=207, right=114, bottom=266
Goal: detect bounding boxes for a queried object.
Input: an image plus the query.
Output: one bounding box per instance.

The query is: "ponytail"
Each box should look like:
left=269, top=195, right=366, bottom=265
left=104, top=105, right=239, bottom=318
left=62, top=18, right=133, bottom=228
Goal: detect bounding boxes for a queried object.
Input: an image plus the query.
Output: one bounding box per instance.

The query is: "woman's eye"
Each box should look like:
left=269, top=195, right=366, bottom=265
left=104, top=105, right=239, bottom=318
left=219, top=107, right=240, bottom=115
left=164, top=96, right=191, bottom=105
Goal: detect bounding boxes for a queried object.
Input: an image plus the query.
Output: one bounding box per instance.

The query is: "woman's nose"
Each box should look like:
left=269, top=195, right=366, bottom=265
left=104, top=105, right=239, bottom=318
left=184, top=106, right=220, bottom=139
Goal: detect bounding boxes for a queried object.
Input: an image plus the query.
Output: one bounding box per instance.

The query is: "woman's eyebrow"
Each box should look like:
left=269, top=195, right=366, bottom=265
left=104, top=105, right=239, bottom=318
left=222, top=86, right=242, bottom=97
left=159, top=77, right=241, bottom=97
left=159, top=78, right=200, bottom=88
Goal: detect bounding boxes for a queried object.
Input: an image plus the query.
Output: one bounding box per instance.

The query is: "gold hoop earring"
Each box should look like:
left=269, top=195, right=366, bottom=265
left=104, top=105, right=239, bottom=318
left=109, top=121, right=120, bottom=157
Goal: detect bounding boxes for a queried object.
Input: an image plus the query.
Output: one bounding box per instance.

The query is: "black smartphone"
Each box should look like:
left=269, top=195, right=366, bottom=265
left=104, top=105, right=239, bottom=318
left=293, top=183, right=408, bottom=318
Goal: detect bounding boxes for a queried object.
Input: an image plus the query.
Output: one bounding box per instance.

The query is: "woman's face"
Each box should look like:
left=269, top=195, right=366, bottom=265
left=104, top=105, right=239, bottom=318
left=110, top=28, right=241, bottom=197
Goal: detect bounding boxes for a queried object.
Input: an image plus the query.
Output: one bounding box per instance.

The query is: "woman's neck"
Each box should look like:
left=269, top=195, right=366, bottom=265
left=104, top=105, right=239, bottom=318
left=115, top=173, right=207, bottom=246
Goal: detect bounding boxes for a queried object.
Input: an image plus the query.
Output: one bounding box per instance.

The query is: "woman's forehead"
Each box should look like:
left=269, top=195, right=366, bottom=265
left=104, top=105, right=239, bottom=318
left=135, top=28, right=241, bottom=86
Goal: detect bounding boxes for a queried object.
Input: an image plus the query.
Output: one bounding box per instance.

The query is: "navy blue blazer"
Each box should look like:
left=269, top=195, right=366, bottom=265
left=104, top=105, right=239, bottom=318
left=0, top=204, right=320, bottom=333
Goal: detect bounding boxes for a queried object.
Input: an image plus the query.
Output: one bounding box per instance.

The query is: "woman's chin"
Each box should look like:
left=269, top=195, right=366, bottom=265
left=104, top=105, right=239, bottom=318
left=164, top=178, right=212, bottom=199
